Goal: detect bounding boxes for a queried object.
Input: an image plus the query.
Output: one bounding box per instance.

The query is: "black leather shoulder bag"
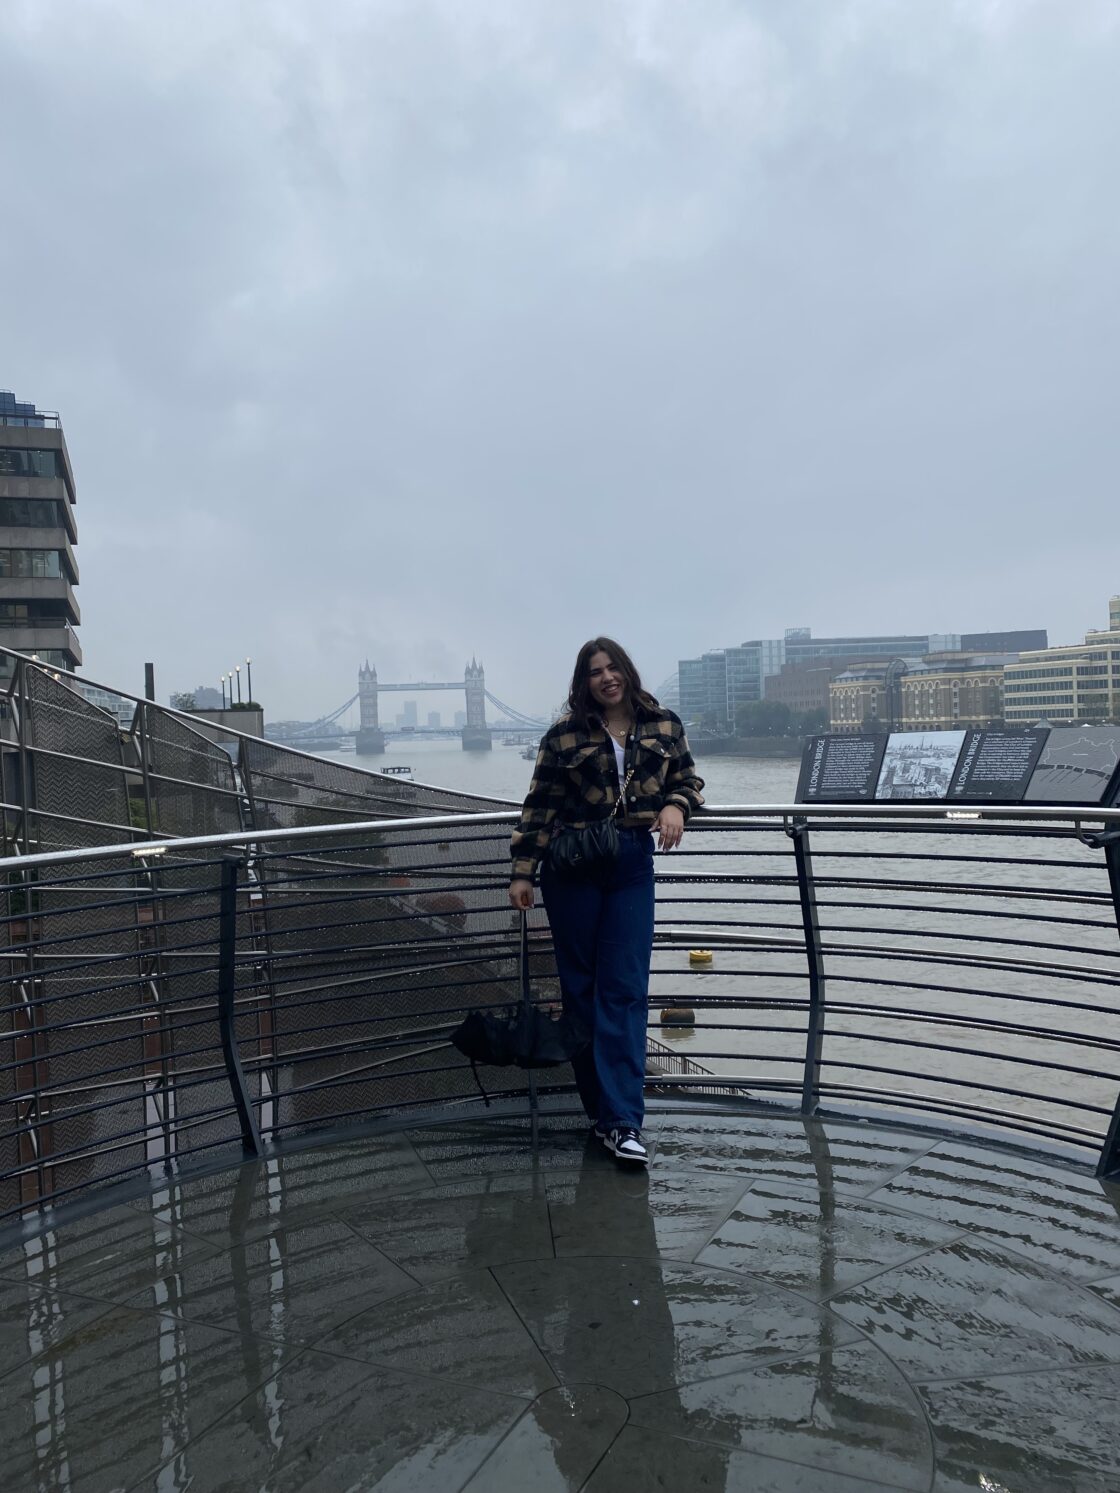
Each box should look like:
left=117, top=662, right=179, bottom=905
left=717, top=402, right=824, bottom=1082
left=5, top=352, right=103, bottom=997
left=546, top=764, right=636, bottom=879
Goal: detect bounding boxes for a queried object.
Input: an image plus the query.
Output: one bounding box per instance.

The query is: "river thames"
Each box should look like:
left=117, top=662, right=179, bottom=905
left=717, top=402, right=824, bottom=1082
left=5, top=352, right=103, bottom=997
left=310, top=739, right=1118, bottom=1150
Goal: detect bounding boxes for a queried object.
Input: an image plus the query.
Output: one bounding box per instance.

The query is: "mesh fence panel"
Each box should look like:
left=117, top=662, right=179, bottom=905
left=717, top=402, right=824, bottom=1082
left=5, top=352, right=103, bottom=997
left=25, top=670, right=133, bottom=851
left=142, top=707, right=242, bottom=841
left=233, top=740, right=550, bottom=1135
left=0, top=667, right=255, bottom=1213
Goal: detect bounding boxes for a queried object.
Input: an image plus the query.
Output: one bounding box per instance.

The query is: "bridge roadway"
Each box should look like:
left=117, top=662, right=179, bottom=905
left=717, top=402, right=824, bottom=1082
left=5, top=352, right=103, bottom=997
left=274, top=726, right=539, bottom=745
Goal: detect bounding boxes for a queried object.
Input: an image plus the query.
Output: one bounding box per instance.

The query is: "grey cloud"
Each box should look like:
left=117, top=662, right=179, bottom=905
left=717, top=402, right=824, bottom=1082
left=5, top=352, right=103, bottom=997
left=2, top=0, right=1118, bottom=717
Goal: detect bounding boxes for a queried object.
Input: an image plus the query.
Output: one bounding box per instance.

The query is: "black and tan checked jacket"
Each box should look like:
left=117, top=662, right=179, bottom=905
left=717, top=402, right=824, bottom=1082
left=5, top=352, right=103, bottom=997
left=510, top=704, right=705, bottom=883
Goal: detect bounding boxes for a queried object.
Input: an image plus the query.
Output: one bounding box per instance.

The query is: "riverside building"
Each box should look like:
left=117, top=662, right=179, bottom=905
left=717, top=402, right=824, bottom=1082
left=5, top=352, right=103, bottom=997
left=0, top=391, right=80, bottom=677
left=680, top=627, right=1044, bottom=731
left=1002, top=599, right=1120, bottom=725
left=830, top=637, right=1047, bottom=734
left=831, top=657, right=1004, bottom=733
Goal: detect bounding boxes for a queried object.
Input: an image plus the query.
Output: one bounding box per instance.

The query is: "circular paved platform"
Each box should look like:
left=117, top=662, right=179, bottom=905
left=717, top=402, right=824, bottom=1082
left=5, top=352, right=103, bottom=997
left=1, top=1107, right=1119, bottom=1491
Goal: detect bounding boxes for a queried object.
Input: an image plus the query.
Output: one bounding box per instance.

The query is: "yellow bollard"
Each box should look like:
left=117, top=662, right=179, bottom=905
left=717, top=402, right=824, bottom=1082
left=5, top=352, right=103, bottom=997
left=661, top=1005, right=695, bottom=1027
left=688, top=949, right=713, bottom=965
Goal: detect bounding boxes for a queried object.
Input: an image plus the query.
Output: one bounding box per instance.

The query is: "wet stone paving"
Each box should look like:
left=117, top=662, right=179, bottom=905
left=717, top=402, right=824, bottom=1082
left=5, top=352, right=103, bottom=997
left=1, top=1106, right=1120, bottom=1491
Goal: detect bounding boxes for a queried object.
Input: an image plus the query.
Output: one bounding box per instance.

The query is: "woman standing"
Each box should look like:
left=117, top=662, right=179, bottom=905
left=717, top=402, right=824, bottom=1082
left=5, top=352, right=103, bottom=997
left=509, top=638, right=704, bottom=1164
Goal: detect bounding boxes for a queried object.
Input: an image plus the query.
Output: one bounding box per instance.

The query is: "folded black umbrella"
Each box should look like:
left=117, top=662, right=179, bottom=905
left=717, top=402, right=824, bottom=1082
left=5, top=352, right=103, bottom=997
left=450, top=1004, right=589, bottom=1104
left=452, top=1004, right=588, bottom=1069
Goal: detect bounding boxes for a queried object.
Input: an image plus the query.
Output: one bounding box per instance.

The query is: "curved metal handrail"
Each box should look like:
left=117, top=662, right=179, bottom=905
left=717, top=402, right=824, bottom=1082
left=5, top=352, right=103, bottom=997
left=1, top=800, right=1117, bottom=873
left=1, top=646, right=1119, bottom=1226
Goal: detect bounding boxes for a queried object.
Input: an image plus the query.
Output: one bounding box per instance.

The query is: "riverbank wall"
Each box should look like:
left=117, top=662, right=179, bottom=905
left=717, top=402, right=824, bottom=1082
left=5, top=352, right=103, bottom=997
left=692, top=735, right=803, bottom=758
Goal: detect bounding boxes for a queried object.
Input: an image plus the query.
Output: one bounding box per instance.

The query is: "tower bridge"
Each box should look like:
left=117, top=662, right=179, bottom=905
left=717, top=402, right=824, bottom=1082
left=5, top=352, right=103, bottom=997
left=357, top=658, right=497, bottom=753
left=284, top=661, right=547, bottom=752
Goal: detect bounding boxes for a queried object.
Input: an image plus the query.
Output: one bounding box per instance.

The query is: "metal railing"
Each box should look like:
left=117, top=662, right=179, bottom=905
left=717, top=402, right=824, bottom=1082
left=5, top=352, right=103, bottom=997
left=1, top=800, right=1119, bottom=1224
left=1, top=650, right=1119, bottom=1225
left=0, top=411, right=61, bottom=429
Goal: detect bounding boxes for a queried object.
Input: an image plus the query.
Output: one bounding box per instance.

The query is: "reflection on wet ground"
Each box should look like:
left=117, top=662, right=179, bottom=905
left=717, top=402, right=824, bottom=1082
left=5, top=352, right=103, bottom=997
left=1, top=1106, right=1119, bottom=1491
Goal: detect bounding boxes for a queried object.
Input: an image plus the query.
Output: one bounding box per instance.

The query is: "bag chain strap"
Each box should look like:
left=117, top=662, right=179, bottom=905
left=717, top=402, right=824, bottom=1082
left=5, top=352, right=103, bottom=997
left=610, top=765, right=636, bottom=820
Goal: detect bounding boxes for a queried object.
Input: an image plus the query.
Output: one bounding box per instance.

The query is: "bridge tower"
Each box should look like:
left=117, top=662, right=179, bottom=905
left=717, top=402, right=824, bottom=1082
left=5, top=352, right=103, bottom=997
left=462, top=658, right=492, bottom=751
left=355, top=660, right=385, bottom=755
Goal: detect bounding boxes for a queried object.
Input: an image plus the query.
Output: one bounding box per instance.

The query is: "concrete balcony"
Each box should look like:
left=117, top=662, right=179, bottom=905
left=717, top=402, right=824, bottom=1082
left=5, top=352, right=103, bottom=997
left=1, top=1105, right=1118, bottom=1490
left=0, top=618, right=82, bottom=664
left=0, top=526, right=79, bottom=581
left=0, top=477, right=78, bottom=541
left=0, top=575, right=80, bottom=624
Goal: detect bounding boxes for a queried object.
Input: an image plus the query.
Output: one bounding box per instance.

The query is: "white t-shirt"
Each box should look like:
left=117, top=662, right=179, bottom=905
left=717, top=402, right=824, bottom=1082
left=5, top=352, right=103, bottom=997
left=612, top=736, right=626, bottom=781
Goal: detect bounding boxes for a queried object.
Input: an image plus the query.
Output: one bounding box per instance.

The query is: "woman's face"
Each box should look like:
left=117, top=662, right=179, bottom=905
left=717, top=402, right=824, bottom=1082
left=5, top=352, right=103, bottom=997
left=586, top=650, right=626, bottom=712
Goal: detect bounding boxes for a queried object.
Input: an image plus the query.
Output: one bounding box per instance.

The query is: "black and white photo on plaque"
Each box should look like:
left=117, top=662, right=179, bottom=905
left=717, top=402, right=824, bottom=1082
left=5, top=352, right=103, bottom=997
left=875, top=731, right=966, bottom=800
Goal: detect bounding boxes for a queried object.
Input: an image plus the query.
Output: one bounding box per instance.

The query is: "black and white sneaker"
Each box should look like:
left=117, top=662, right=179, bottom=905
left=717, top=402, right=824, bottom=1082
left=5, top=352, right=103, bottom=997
left=605, top=1127, right=648, bottom=1165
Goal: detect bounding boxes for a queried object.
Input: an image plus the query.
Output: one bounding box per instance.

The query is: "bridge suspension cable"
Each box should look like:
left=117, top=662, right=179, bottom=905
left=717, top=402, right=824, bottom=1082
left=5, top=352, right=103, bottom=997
left=483, top=691, right=547, bottom=728
left=288, top=694, right=358, bottom=734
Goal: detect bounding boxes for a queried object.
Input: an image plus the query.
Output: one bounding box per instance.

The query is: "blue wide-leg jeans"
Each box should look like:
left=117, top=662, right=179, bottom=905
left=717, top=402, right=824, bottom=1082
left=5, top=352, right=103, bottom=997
left=540, top=828, right=655, bottom=1131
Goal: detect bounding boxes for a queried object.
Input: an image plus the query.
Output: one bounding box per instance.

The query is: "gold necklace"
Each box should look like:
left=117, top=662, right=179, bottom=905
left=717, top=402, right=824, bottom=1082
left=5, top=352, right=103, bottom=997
left=606, top=719, right=631, bottom=741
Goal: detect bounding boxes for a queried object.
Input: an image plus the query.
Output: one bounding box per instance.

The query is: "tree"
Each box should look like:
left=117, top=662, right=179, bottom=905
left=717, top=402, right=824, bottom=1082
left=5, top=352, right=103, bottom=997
left=736, top=700, right=792, bottom=737
left=793, top=707, right=829, bottom=735
left=170, top=692, right=197, bottom=711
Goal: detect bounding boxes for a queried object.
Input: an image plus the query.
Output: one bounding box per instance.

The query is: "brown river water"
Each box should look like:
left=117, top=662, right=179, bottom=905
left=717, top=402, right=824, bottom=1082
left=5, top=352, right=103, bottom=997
left=314, top=740, right=1120, bottom=1156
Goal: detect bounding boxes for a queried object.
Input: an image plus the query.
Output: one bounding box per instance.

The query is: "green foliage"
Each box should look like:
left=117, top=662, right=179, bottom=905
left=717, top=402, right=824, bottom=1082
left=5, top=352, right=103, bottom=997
left=735, top=700, right=792, bottom=737
left=797, top=707, right=830, bottom=734
left=734, top=700, right=831, bottom=738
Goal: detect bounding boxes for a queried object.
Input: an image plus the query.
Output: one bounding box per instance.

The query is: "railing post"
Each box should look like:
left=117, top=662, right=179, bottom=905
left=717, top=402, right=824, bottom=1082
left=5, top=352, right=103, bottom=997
left=15, top=655, right=31, bottom=855
left=1089, top=830, right=1120, bottom=1178
left=218, top=854, right=262, bottom=1156
left=1097, top=1096, right=1120, bottom=1180
left=520, top=910, right=539, bottom=1146
left=791, top=820, right=826, bottom=1116
left=1076, top=827, right=1120, bottom=1177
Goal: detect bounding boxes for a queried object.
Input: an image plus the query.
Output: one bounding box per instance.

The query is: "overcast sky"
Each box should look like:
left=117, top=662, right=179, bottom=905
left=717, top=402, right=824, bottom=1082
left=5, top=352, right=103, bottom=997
left=3, top=1, right=1118, bottom=720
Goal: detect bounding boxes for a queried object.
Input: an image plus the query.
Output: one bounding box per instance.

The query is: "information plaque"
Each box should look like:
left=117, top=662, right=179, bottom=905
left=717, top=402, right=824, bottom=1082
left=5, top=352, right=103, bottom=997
left=875, top=731, right=966, bottom=800
left=1023, top=726, right=1120, bottom=805
left=796, top=725, right=1120, bottom=806
left=796, top=734, right=887, bottom=802
left=948, top=729, right=1048, bottom=801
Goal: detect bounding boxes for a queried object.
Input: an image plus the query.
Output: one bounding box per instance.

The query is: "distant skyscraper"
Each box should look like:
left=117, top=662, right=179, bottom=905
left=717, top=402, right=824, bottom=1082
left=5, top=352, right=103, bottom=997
left=402, top=700, right=418, bottom=727
left=0, top=391, right=81, bottom=676
left=427, top=710, right=440, bottom=728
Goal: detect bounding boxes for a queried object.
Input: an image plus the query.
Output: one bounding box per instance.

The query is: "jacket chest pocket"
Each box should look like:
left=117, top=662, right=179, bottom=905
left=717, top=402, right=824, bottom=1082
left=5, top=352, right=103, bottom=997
left=556, top=742, right=601, bottom=785
left=636, top=738, right=671, bottom=793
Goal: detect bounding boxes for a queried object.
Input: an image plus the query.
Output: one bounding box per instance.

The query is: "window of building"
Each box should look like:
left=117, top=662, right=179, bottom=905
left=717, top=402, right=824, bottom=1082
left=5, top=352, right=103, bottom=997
left=0, top=448, right=63, bottom=479
left=0, top=549, right=63, bottom=579
left=0, top=498, right=68, bottom=529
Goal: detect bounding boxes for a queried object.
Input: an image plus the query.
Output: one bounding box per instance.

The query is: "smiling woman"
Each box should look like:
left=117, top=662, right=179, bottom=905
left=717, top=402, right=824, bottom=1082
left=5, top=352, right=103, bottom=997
left=508, top=636, right=704, bottom=1166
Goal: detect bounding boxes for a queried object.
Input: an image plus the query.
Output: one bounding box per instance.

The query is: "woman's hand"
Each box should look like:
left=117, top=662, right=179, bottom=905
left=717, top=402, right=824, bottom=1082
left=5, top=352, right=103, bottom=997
left=509, top=878, right=535, bottom=909
left=653, top=805, right=686, bottom=851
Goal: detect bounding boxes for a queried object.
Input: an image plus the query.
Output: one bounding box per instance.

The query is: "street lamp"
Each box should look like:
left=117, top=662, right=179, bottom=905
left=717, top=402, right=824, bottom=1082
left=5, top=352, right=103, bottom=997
left=235, top=665, right=242, bottom=705
left=221, top=675, right=227, bottom=709
left=245, top=657, right=253, bottom=705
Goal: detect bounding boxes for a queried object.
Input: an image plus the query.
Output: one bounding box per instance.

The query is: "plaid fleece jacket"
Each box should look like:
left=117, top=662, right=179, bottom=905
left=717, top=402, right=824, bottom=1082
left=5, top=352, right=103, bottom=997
left=510, top=705, right=705, bottom=882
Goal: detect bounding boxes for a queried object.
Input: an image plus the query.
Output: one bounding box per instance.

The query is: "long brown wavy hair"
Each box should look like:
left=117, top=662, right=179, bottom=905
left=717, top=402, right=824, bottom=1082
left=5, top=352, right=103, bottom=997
left=566, top=637, right=659, bottom=728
